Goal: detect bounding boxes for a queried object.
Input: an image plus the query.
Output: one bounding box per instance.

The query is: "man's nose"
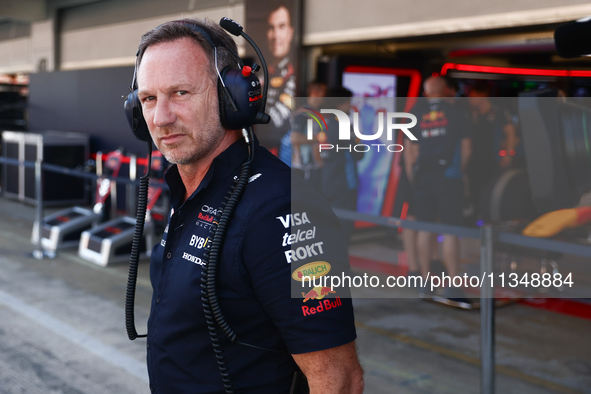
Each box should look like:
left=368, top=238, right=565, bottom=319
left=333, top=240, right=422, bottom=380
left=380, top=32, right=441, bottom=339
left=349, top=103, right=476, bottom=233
left=153, top=99, right=176, bottom=127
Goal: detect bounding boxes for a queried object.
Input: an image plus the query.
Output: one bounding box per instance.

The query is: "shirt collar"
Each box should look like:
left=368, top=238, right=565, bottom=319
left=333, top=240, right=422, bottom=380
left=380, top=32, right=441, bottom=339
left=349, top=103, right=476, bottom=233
left=164, top=136, right=258, bottom=210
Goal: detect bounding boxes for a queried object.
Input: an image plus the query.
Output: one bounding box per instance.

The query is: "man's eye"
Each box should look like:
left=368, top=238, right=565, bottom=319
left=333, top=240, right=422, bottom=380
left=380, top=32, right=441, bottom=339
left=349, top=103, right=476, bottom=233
left=142, top=96, right=155, bottom=103
left=176, top=91, right=188, bottom=96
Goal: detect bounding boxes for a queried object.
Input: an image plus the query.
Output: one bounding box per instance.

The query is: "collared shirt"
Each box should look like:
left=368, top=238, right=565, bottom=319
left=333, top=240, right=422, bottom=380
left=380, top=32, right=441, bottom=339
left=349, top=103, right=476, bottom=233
left=147, top=138, right=356, bottom=393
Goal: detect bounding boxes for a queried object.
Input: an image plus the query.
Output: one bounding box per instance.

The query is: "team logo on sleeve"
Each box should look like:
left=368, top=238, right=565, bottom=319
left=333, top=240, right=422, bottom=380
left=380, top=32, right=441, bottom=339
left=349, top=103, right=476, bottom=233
left=284, top=241, right=324, bottom=263
left=276, top=212, right=311, bottom=228
left=292, top=261, right=331, bottom=281
left=301, top=289, right=342, bottom=316
left=301, top=287, right=342, bottom=317
left=277, top=212, right=324, bottom=263
left=302, top=286, right=336, bottom=302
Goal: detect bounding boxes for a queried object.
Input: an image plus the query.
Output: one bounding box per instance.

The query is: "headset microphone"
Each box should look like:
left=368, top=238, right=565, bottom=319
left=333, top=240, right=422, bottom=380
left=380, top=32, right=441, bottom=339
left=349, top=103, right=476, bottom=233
left=219, top=17, right=243, bottom=36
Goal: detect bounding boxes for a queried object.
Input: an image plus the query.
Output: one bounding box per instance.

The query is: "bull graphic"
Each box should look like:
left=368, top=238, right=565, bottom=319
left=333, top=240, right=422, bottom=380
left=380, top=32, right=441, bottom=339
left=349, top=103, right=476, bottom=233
left=302, top=286, right=336, bottom=302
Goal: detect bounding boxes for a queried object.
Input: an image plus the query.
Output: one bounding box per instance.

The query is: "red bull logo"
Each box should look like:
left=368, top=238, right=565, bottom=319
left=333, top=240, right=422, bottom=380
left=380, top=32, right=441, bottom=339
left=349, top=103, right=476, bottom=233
left=420, top=110, right=448, bottom=129
left=421, top=110, right=446, bottom=122
left=302, top=286, right=336, bottom=302
left=302, top=296, right=342, bottom=316
left=198, top=212, right=214, bottom=223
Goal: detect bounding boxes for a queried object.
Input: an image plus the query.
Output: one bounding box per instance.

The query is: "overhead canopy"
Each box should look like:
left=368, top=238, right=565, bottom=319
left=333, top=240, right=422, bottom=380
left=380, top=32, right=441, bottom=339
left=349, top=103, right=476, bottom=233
left=303, top=1, right=591, bottom=45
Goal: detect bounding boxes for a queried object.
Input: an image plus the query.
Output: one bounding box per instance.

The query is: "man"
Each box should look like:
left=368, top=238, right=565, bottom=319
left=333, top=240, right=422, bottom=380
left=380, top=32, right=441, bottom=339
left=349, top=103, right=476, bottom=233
left=135, top=18, right=363, bottom=393
left=288, top=81, right=327, bottom=187
left=316, top=87, right=362, bottom=243
left=267, top=3, right=294, bottom=62
left=257, top=2, right=297, bottom=154
left=467, top=82, right=519, bottom=221
left=408, top=76, right=471, bottom=299
left=399, top=130, right=441, bottom=279
left=400, top=77, right=463, bottom=282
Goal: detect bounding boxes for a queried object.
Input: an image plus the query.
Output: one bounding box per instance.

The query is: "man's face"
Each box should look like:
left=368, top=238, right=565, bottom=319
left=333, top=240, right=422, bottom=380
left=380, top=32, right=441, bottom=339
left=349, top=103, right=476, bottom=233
left=468, top=91, right=488, bottom=110
left=267, top=6, right=294, bottom=59
left=307, top=85, right=326, bottom=108
left=444, top=86, right=457, bottom=98
left=137, top=37, right=225, bottom=166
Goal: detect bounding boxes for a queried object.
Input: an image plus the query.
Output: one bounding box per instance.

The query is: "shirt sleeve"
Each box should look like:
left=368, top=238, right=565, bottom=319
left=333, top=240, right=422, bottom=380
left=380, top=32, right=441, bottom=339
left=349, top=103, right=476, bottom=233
left=239, top=177, right=357, bottom=355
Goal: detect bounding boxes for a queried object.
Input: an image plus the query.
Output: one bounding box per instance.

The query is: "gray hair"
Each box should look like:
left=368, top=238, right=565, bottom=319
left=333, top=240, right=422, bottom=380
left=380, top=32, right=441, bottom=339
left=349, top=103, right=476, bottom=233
left=136, top=18, right=238, bottom=82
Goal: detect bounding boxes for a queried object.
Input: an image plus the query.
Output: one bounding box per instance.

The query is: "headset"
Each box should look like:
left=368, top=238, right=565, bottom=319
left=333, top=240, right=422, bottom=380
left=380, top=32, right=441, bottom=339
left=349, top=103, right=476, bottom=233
left=122, top=18, right=305, bottom=394
left=123, top=18, right=270, bottom=141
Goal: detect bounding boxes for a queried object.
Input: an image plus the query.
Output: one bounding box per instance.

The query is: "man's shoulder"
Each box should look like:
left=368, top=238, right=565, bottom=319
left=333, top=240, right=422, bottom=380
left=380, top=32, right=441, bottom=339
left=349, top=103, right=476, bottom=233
left=410, top=98, right=430, bottom=114
left=239, top=146, right=291, bottom=206
left=252, top=146, right=291, bottom=183
left=241, top=147, right=337, bottom=217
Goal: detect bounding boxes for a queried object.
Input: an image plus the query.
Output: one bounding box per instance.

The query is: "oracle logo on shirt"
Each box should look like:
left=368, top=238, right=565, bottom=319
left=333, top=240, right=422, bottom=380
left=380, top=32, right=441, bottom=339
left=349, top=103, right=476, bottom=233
left=196, top=204, right=223, bottom=227
left=201, top=204, right=222, bottom=216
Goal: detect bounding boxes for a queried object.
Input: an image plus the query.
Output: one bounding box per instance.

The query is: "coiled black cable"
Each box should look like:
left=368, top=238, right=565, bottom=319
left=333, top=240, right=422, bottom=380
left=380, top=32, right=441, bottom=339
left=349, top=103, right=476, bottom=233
left=125, top=142, right=152, bottom=340
left=200, top=128, right=254, bottom=393
left=124, top=130, right=262, bottom=392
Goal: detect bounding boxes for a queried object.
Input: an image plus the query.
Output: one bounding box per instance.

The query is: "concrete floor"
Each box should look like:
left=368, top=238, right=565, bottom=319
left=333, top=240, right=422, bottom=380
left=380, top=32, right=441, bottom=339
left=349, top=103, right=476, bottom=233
left=0, top=196, right=590, bottom=393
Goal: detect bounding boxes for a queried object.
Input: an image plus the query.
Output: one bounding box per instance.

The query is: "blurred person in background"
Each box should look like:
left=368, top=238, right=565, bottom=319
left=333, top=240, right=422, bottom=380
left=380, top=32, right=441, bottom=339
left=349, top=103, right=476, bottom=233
left=467, top=81, right=519, bottom=222
left=400, top=76, right=470, bottom=279
left=257, top=1, right=296, bottom=154
left=408, top=76, right=471, bottom=299
left=401, top=76, right=468, bottom=280
left=289, top=81, right=327, bottom=189
left=400, top=126, right=440, bottom=279
left=442, top=75, right=463, bottom=99
left=317, top=86, right=363, bottom=245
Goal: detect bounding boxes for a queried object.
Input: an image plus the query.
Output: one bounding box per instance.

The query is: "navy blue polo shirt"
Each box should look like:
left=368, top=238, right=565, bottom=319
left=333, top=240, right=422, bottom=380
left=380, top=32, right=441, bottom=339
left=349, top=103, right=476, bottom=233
left=147, top=137, right=356, bottom=393
left=412, top=98, right=470, bottom=179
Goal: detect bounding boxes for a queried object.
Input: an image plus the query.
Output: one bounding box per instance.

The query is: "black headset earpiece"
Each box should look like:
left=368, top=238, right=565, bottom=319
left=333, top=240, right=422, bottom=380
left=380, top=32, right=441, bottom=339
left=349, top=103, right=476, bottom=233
left=218, top=66, right=263, bottom=130
left=124, top=87, right=152, bottom=142
left=124, top=19, right=268, bottom=143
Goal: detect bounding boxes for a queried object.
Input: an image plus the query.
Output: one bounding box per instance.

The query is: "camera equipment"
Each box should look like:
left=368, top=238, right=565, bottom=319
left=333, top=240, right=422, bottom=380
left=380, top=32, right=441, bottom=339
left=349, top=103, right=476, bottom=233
left=554, top=16, right=591, bottom=58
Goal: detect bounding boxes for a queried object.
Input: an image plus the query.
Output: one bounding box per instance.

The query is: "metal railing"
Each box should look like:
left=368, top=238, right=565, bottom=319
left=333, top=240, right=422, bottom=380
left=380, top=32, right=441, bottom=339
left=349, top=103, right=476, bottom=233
left=334, top=208, right=591, bottom=394
left=1, top=156, right=590, bottom=394
left=0, top=156, right=160, bottom=259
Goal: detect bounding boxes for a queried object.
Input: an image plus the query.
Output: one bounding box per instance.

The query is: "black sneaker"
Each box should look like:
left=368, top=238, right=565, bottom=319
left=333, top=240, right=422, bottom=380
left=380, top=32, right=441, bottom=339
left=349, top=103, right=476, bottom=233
left=430, top=260, right=448, bottom=277
left=439, top=286, right=471, bottom=304
left=418, top=284, right=434, bottom=299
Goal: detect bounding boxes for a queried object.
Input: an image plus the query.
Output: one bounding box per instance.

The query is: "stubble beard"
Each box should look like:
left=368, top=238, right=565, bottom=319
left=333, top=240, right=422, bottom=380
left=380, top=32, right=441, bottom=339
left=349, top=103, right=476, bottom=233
left=154, top=123, right=225, bottom=165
